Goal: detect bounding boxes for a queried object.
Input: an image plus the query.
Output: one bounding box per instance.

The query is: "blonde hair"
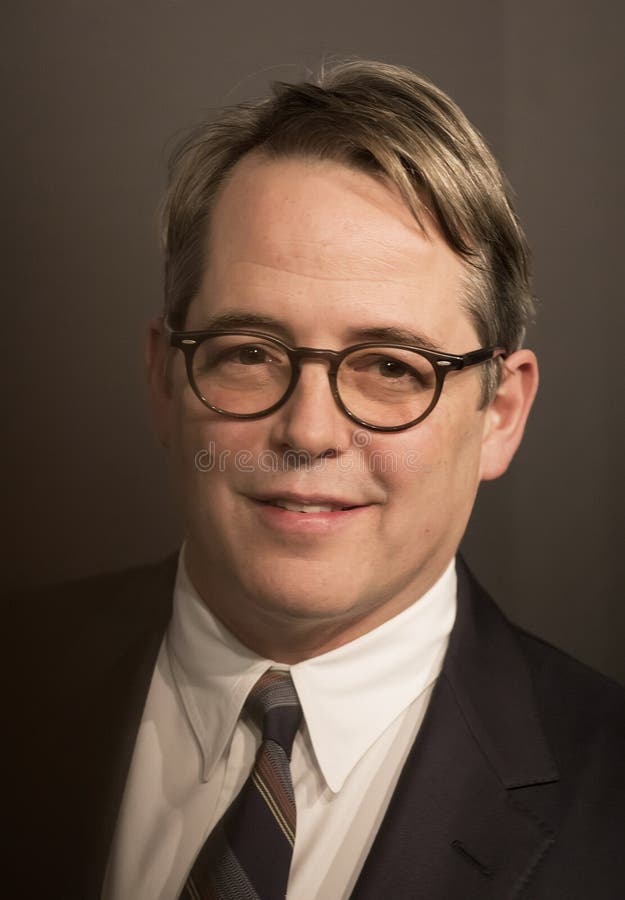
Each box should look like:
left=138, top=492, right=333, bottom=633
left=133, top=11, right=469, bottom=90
left=161, top=60, right=535, bottom=401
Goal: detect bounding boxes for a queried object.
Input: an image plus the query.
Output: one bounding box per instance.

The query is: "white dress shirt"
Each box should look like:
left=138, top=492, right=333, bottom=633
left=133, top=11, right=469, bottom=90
left=103, top=549, right=456, bottom=900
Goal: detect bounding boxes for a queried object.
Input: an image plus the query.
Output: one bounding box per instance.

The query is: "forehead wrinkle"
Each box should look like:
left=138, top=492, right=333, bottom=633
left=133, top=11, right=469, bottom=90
left=225, top=258, right=421, bottom=286
left=226, top=227, right=437, bottom=278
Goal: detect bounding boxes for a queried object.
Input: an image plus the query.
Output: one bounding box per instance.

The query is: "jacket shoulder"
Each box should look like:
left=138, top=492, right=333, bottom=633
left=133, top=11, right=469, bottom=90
left=456, top=558, right=625, bottom=769
left=5, top=554, right=178, bottom=677
left=6, top=553, right=177, bottom=619
left=514, top=624, right=625, bottom=718
left=511, top=623, right=625, bottom=782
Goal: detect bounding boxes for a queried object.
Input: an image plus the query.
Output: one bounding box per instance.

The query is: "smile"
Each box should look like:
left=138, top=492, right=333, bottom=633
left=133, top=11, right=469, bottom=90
left=263, top=499, right=357, bottom=513
left=248, top=493, right=370, bottom=533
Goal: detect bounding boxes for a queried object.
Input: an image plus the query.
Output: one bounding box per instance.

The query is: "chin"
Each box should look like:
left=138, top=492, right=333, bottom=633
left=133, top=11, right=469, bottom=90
left=248, top=582, right=352, bottom=620
left=240, top=569, right=366, bottom=623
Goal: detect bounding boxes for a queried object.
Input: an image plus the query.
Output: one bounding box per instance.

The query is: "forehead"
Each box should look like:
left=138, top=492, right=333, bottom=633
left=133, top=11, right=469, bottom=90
left=209, top=154, right=453, bottom=274
left=195, top=154, right=475, bottom=348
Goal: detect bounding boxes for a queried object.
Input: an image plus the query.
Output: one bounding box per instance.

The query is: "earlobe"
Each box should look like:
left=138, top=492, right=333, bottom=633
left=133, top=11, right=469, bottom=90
left=146, top=316, right=173, bottom=448
left=479, top=349, right=539, bottom=481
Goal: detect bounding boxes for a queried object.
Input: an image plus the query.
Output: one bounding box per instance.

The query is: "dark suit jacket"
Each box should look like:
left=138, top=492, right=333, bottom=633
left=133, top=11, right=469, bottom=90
left=7, top=555, right=625, bottom=899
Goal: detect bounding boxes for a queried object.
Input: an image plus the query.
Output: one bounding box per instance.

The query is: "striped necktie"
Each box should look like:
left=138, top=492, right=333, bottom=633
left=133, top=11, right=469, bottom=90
left=181, top=670, right=302, bottom=900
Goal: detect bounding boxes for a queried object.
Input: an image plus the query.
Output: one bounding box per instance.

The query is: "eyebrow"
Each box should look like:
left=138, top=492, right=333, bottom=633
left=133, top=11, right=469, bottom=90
left=193, top=312, right=444, bottom=353
left=194, top=312, right=293, bottom=340
left=344, top=325, right=444, bottom=352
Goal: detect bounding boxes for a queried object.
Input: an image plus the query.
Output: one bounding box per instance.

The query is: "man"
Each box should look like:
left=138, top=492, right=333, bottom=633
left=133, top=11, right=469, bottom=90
left=9, top=60, right=625, bottom=899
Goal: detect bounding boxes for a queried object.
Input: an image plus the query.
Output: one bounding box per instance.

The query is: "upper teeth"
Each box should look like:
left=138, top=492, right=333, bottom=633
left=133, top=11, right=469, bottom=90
left=272, top=500, right=345, bottom=513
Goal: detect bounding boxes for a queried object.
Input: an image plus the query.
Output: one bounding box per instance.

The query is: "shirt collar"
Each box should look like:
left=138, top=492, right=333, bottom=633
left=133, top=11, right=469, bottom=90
left=166, top=547, right=271, bottom=783
left=167, top=546, right=456, bottom=793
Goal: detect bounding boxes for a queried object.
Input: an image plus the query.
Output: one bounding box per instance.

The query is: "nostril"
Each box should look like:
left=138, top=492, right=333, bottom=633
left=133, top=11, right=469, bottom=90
left=278, top=446, right=338, bottom=469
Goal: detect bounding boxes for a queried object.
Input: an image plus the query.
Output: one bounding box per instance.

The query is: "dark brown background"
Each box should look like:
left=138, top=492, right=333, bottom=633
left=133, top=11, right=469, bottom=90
left=3, top=1, right=624, bottom=684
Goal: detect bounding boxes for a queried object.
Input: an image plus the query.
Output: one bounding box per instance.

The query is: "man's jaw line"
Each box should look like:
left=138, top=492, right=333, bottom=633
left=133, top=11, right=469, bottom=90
left=184, top=537, right=451, bottom=665
left=193, top=580, right=406, bottom=664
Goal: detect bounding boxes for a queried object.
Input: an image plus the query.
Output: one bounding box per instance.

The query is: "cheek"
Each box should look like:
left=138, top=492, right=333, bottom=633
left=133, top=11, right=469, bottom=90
left=171, top=409, right=271, bottom=501
left=425, top=415, right=486, bottom=513
left=169, top=401, right=209, bottom=480
left=171, top=388, right=245, bottom=457
left=370, top=420, right=442, bottom=484
left=372, top=413, right=484, bottom=513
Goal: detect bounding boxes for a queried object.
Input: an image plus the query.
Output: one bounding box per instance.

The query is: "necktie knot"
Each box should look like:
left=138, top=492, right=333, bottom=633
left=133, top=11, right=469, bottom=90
left=246, top=670, right=301, bottom=758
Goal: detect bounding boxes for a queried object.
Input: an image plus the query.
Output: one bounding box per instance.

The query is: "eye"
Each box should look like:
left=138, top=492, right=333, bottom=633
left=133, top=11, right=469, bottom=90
left=377, top=358, right=411, bottom=378
left=342, top=349, right=435, bottom=397
left=213, top=342, right=284, bottom=368
left=353, top=353, right=426, bottom=383
left=231, top=345, right=272, bottom=365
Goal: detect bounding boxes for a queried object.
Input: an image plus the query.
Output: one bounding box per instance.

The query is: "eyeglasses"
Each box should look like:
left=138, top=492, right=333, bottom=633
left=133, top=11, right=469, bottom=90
left=167, top=328, right=506, bottom=432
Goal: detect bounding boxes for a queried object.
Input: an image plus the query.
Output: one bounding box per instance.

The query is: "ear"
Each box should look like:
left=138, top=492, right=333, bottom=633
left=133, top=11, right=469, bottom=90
left=479, top=349, right=539, bottom=481
left=146, top=316, right=174, bottom=447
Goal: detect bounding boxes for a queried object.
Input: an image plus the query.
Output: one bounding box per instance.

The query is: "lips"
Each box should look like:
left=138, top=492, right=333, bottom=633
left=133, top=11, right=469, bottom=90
left=266, top=499, right=355, bottom=513
left=250, top=492, right=364, bottom=513
left=247, top=491, right=372, bottom=535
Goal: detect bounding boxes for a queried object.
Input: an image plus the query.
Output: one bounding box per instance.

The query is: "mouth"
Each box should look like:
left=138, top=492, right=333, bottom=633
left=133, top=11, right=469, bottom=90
left=250, top=491, right=370, bottom=516
left=258, top=498, right=359, bottom=513
left=247, top=492, right=372, bottom=534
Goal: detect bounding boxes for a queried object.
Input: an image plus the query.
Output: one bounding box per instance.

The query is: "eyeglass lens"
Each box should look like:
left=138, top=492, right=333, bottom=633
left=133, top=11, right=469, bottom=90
left=190, top=334, right=439, bottom=428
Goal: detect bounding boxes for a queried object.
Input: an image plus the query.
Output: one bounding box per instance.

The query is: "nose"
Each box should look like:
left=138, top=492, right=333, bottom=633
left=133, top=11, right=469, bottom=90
left=268, top=358, right=353, bottom=460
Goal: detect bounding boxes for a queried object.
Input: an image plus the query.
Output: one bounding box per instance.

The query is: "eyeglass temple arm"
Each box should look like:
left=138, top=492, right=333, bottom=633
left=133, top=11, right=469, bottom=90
left=458, top=346, right=507, bottom=369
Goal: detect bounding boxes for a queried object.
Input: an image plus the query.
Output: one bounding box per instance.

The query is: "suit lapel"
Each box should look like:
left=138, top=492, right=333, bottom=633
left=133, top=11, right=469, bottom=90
left=351, top=559, right=559, bottom=900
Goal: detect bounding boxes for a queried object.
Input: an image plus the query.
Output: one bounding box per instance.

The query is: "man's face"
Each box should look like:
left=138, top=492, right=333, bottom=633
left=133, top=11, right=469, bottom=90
left=154, top=155, right=497, bottom=655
